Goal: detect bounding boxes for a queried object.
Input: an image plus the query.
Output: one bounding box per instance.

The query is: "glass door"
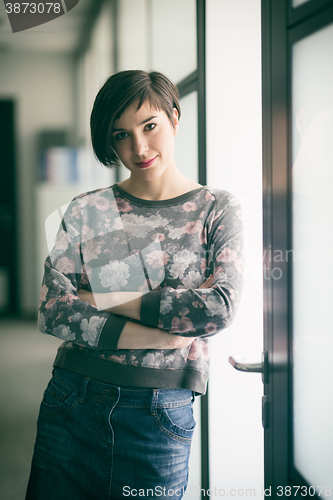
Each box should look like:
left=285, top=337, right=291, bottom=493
left=291, top=14, right=333, bottom=497
left=262, top=0, right=333, bottom=494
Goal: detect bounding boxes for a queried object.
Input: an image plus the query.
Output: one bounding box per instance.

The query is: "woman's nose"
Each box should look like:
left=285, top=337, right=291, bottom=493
left=132, top=134, right=149, bottom=156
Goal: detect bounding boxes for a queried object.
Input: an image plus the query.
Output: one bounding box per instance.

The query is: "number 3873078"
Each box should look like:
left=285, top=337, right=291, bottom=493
left=5, top=3, right=61, bottom=14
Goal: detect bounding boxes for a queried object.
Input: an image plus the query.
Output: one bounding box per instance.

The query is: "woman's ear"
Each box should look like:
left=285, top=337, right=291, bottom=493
left=172, top=107, right=179, bottom=135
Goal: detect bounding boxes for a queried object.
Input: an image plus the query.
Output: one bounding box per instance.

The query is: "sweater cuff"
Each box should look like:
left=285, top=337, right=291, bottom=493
left=140, top=290, right=162, bottom=327
left=98, top=314, right=128, bottom=350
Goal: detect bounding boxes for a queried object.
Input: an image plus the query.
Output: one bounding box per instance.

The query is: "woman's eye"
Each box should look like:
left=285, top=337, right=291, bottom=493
left=115, top=132, right=128, bottom=141
left=145, top=123, right=156, bottom=131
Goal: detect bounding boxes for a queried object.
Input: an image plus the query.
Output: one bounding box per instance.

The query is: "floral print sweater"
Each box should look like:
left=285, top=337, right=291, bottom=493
left=38, top=184, right=243, bottom=394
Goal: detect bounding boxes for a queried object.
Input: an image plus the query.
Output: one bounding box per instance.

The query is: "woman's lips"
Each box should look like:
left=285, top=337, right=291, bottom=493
left=135, top=156, right=157, bottom=168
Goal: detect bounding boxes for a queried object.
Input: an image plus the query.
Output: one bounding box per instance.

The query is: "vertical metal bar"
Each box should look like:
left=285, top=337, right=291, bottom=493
left=112, top=0, right=121, bottom=184
left=261, top=0, right=273, bottom=489
left=200, top=388, right=210, bottom=498
left=197, top=0, right=207, bottom=187
left=197, top=2, right=209, bottom=496
left=113, top=0, right=119, bottom=74
left=146, top=0, right=153, bottom=70
left=262, top=0, right=290, bottom=490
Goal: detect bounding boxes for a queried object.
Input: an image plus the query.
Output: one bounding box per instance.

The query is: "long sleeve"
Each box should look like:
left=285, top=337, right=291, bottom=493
left=38, top=196, right=128, bottom=350
left=140, top=193, right=244, bottom=337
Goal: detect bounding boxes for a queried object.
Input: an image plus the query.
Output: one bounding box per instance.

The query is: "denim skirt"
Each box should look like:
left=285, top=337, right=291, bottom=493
left=25, top=367, right=196, bottom=500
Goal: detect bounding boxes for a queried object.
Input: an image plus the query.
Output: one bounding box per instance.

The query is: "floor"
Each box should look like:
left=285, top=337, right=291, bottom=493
left=0, top=319, right=62, bottom=500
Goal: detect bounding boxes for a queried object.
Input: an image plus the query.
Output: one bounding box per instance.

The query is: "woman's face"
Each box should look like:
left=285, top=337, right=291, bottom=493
left=112, top=99, right=178, bottom=182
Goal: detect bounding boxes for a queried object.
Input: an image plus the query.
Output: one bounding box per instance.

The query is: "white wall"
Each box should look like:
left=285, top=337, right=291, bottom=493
left=150, top=0, right=197, bottom=83
left=206, top=0, right=264, bottom=497
left=78, top=0, right=115, bottom=147
left=117, top=0, right=196, bottom=84
left=0, top=53, right=75, bottom=315
left=117, top=0, right=148, bottom=74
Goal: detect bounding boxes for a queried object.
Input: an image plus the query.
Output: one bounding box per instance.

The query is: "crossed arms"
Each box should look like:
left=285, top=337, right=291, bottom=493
left=77, top=275, right=213, bottom=349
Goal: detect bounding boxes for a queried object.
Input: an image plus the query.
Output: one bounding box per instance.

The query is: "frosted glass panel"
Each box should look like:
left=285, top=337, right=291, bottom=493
left=175, top=92, right=198, bottom=182
left=292, top=0, right=311, bottom=8
left=206, top=0, right=263, bottom=497
left=292, top=22, right=333, bottom=496
left=151, top=0, right=197, bottom=83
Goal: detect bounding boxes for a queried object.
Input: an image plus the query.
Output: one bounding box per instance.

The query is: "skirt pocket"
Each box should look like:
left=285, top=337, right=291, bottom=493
left=155, top=402, right=196, bottom=442
left=40, top=376, right=80, bottom=417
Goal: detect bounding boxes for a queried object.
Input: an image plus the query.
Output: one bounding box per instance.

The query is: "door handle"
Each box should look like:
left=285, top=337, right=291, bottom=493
left=228, top=351, right=268, bottom=384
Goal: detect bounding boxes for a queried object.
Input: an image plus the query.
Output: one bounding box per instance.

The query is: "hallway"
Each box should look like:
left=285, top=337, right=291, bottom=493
left=0, top=320, right=61, bottom=499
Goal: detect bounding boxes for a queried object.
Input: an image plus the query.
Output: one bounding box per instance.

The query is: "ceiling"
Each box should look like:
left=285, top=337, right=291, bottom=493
left=0, top=0, right=95, bottom=55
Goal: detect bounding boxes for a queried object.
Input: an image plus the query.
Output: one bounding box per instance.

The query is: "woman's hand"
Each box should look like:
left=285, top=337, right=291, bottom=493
left=117, top=322, right=195, bottom=350
left=78, top=289, right=96, bottom=306
left=78, top=289, right=142, bottom=320
left=199, top=274, right=214, bottom=289
left=170, top=335, right=196, bottom=349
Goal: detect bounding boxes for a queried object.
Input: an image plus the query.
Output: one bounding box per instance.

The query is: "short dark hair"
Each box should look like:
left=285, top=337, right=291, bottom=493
left=90, top=70, right=181, bottom=167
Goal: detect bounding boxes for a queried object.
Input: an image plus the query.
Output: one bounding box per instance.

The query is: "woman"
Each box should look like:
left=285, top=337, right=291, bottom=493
left=26, top=70, right=244, bottom=499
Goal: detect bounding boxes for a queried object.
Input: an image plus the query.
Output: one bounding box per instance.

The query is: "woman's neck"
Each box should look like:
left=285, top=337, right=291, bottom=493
left=117, top=170, right=202, bottom=201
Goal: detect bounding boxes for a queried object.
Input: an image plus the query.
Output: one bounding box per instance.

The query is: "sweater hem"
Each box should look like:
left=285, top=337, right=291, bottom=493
left=53, top=348, right=208, bottom=395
